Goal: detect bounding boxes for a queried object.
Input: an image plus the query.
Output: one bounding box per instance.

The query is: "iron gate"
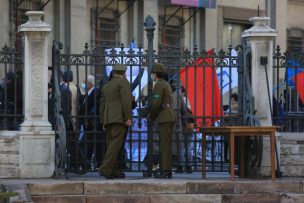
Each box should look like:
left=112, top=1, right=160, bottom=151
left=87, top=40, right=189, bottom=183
left=273, top=46, right=304, bottom=132
left=52, top=15, right=258, bottom=177
left=0, top=44, right=24, bottom=130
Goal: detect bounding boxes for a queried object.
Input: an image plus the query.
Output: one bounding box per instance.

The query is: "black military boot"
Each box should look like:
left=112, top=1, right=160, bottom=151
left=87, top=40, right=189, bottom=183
left=154, top=170, right=172, bottom=179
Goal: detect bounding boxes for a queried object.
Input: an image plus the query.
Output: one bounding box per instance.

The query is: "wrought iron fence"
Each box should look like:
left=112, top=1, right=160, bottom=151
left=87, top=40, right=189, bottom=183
left=0, top=44, right=23, bottom=130
left=52, top=15, right=251, bottom=177
left=273, top=46, right=304, bottom=132
left=52, top=47, right=243, bottom=174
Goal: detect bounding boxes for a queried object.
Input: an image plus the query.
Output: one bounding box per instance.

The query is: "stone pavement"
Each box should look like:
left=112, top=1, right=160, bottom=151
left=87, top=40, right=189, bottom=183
left=1, top=172, right=304, bottom=202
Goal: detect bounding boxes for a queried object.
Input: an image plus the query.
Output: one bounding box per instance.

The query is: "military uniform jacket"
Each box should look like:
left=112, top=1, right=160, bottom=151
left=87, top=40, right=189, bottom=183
left=150, top=79, right=176, bottom=124
left=99, top=76, right=132, bottom=126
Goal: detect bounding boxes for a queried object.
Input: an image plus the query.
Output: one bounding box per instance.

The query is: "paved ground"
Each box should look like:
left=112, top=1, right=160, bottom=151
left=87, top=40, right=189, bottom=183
left=1, top=172, right=302, bottom=185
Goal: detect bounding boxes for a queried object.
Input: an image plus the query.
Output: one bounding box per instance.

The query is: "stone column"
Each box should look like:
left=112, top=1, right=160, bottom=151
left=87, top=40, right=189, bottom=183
left=17, top=11, right=55, bottom=178
left=119, top=0, right=128, bottom=45
left=143, top=0, right=158, bottom=51
left=19, top=11, right=52, bottom=131
left=242, top=17, right=278, bottom=176
left=242, top=17, right=277, bottom=126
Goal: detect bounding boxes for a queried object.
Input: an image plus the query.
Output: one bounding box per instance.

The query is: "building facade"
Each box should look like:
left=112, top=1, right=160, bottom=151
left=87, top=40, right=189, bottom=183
left=0, top=0, right=302, bottom=65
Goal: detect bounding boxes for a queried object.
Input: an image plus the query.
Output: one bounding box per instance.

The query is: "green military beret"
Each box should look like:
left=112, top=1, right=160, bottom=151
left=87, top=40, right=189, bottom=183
left=113, top=64, right=127, bottom=71
left=152, top=63, right=165, bottom=73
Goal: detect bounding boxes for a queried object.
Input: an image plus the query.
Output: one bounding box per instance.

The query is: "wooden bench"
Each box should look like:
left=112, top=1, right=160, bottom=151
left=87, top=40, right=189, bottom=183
left=201, top=126, right=277, bottom=181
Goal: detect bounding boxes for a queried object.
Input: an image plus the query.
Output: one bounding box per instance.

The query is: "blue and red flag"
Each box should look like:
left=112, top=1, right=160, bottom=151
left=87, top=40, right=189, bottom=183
left=285, top=59, right=304, bottom=103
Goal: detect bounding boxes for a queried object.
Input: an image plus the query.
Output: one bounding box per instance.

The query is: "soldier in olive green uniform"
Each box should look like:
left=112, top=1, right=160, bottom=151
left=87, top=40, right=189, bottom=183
left=149, top=63, right=176, bottom=179
left=99, top=64, right=132, bottom=179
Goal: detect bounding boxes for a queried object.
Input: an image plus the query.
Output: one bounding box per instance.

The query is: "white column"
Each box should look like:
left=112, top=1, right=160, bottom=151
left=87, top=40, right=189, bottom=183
left=0, top=0, right=9, bottom=47
left=133, top=1, right=139, bottom=45
left=205, top=8, right=217, bottom=49
left=19, top=11, right=52, bottom=132
left=183, top=9, right=190, bottom=49
left=143, top=0, right=158, bottom=51
left=242, top=17, right=278, bottom=176
left=242, top=17, right=277, bottom=126
left=70, top=0, right=90, bottom=54
left=119, top=1, right=128, bottom=46
left=17, top=11, right=55, bottom=178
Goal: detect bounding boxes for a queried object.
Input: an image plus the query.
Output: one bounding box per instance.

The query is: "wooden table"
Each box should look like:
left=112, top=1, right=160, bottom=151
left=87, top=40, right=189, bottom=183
left=201, top=126, right=277, bottom=181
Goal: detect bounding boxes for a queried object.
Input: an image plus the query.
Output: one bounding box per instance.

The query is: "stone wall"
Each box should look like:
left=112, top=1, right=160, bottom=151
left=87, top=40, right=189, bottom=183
left=0, top=131, right=55, bottom=178
left=0, top=132, right=19, bottom=178
left=280, top=133, right=304, bottom=176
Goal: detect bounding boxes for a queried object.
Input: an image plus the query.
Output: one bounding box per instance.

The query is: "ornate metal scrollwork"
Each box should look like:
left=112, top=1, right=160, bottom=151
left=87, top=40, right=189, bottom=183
left=240, top=46, right=263, bottom=178
left=52, top=41, right=67, bottom=177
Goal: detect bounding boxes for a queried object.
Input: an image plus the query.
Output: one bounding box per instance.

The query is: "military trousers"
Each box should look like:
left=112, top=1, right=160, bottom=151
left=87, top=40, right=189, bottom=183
left=99, top=123, right=125, bottom=176
left=158, top=122, right=174, bottom=171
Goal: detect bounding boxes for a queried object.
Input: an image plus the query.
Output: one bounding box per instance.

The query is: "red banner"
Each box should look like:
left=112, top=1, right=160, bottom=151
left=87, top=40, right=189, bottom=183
left=179, top=50, right=223, bottom=127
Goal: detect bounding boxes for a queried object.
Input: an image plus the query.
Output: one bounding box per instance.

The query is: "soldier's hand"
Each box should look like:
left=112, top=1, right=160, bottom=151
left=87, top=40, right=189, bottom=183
left=125, top=119, right=132, bottom=127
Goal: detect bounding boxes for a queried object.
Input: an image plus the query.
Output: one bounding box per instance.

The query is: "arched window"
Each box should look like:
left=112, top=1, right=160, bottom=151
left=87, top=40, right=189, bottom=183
left=287, top=28, right=304, bottom=55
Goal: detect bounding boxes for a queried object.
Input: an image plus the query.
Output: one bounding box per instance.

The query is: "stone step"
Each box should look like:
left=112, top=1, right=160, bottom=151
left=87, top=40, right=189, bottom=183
left=30, top=194, right=304, bottom=203
left=1, top=179, right=302, bottom=203
left=27, top=180, right=304, bottom=196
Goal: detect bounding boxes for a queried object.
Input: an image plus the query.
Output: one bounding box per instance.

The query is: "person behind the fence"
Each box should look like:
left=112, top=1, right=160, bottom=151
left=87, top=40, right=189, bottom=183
left=170, top=79, right=188, bottom=173
left=0, top=73, right=16, bottom=110
left=0, top=72, right=20, bottom=129
left=230, top=93, right=238, bottom=112
left=59, top=70, right=72, bottom=125
left=223, top=93, right=239, bottom=162
left=78, top=75, right=100, bottom=171
left=47, top=81, right=53, bottom=125
left=63, top=70, right=79, bottom=171
left=98, top=64, right=132, bottom=179
left=148, top=63, right=176, bottom=179
left=181, top=87, right=194, bottom=173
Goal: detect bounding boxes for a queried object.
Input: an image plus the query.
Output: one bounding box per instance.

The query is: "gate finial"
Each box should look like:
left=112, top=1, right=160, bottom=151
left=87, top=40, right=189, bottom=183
left=144, top=15, right=156, bottom=31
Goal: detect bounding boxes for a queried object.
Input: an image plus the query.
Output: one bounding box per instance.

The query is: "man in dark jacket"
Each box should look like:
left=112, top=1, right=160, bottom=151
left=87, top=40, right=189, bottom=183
left=78, top=75, right=100, bottom=171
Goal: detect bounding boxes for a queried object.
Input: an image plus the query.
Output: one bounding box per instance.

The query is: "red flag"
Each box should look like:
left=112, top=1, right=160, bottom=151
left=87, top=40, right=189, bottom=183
left=179, top=50, right=223, bottom=127
left=292, top=71, right=304, bottom=103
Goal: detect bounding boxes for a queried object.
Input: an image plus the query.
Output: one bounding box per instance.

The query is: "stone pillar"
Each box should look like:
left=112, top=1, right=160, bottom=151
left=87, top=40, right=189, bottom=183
left=242, top=17, right=277, bottom=125
left=17, top=11, right=55, bottom=178
left=19, top=11, right=52, bottom=131
left=242, top=17, right=278, bottom=176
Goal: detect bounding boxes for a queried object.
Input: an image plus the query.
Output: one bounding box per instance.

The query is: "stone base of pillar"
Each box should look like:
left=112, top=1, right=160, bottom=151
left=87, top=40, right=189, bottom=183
left=0, top=131, right=55, bottom=178
left=260, top=134, right=281, bottom=177
left=20, top=121, right=52, bottom=132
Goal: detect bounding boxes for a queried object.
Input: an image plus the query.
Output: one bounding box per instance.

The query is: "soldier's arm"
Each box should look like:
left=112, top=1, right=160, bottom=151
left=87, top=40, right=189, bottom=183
left=120, top=80, right=132, bottom=121
left=99, top=88, right=105, bottom=125
left=150, top=82, right=163, bottom=120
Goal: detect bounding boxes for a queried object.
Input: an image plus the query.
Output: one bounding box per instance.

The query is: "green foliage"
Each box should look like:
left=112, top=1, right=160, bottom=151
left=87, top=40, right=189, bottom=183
left=0, top=192, right=18, bottom=202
